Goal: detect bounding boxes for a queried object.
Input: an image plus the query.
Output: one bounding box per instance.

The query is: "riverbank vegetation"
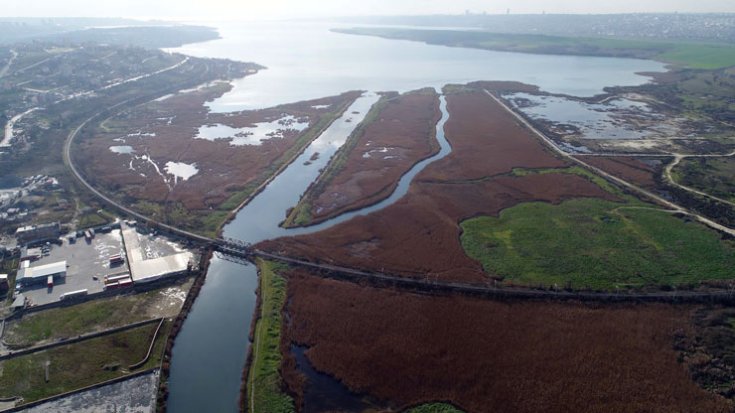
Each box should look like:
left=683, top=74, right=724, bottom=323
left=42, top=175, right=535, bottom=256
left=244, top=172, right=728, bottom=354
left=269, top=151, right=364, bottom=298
left=283, top=93, right=394, bottom=227
left=246, top=260, right=295, bottom=413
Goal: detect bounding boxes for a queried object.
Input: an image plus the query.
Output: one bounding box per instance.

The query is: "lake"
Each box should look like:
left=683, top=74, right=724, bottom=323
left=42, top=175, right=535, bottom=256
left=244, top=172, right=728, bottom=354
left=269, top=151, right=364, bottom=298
left=169, top=21, right=665, bottom=111
left=164, top=20, right=667, bottom=413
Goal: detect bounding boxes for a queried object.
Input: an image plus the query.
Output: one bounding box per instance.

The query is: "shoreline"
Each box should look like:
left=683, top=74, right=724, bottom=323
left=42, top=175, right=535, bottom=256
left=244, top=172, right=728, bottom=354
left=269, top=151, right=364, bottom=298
left=283, top=89, right=442, bottom=229
left=217, top=91, right=364, bottom=237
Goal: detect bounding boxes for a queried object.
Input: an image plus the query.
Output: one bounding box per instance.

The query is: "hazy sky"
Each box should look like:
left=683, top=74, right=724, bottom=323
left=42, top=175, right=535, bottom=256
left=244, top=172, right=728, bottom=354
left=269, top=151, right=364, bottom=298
left=3, top=0, right=735, bottom=20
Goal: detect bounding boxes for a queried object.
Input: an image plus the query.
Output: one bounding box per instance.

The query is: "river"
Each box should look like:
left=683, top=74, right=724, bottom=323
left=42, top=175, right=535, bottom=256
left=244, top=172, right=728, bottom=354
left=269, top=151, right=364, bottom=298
left=164, top=20, right=666, bottom=412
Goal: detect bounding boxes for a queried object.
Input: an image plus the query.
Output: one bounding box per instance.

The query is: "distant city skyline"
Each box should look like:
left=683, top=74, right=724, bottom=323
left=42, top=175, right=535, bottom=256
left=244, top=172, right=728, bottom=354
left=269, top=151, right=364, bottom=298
left=1, top=0, right=735, bottom=20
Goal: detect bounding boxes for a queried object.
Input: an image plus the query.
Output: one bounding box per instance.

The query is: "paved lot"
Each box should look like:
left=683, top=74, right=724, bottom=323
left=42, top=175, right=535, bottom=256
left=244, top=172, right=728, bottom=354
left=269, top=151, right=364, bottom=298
left=22, top=230, right=129, bottom=306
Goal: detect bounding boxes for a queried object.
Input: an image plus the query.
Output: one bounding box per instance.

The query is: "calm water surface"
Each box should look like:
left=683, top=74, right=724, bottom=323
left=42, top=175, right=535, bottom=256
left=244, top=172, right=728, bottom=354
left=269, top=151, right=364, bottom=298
left=169, top=21, right=665, bottom=111
left=165, top=21, right=667, bottom=412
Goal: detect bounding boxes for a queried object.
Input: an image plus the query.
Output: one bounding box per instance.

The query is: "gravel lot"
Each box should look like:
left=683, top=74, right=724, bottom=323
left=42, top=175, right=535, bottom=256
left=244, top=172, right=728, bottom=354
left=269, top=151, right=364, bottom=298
left=19, top=370, right=159, bottom=413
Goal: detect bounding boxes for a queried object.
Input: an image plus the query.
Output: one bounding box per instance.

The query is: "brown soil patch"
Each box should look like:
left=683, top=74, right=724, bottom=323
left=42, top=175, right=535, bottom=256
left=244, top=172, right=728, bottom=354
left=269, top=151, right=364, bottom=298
left=282, top=273, right=732, bottom=413
left=583, top=156, right=659, bottom=189
left=309, top=89, right=441, bottom=222
left=79, top=85, right=360, bottom=210
left=261, top=89, right=617, bottom=283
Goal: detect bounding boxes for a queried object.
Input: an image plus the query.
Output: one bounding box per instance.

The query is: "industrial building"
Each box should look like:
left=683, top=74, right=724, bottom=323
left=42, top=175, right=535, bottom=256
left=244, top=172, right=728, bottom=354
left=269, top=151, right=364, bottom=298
left=16, top=260, right=66, bottom=287
left=20, top=247, right=43, bottom=262
left=15, top=222, right=61, bottom=245
left=121, top=228, right=193, bottom=283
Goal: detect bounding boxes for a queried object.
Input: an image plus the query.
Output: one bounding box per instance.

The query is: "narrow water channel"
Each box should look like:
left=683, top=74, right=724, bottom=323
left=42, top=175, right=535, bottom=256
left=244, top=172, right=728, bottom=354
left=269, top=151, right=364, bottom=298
left=166, top=92, right=452, bottom=412
left=225, top=94, right=451, bottom=241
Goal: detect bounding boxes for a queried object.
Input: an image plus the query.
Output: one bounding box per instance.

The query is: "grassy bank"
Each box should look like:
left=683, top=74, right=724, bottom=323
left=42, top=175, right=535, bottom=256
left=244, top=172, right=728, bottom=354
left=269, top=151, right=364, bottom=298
left=0, top=321, right=170, bottom=404
left=4, top=283, right=190, bottom=348
left=461, top=198, right=735, bottom=290
left=246, top=259, right=294, bottom=413
left=336, top=28, right=735, bottom=69
left=283, top=93, right=394, bottom=227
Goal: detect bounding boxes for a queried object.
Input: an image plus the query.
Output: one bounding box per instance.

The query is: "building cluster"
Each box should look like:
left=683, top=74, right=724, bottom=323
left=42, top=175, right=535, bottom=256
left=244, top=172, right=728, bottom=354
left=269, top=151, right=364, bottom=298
left=482, top=13, right=735, bottom=42
left=8, top=220, right=195, bottom=310
left=0, top=175, right=62, bottom=224
left=372, top=13, right=735, bottom=43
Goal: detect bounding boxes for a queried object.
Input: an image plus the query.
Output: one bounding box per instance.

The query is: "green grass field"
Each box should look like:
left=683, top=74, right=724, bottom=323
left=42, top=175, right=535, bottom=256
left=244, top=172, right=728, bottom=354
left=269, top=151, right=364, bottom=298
left=657, top=43, right=735, bottom=69
left=0, top=322, right=169, bottom=404
left=337, top=28, right=735, bottom=69
left=673, top=157, right=735, bottom=203
left=407, top=403, right=465, bottom=413
left=461, top=198, right=735, bottom=290
left=4, top=285, right=188, bottom=348
left=246, top=259, right=295, bottom=413
left=77, top=209, right=114, bottom=230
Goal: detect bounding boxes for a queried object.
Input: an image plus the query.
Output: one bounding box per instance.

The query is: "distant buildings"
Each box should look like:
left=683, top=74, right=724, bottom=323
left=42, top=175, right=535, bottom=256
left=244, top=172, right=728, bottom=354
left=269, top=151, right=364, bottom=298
left=356, top=13, right=735, bottom=43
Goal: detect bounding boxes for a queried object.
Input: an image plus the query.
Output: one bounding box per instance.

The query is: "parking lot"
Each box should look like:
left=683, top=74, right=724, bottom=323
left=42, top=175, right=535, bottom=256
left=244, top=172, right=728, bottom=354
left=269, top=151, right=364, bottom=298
left=21, top=230, right=129, bottom=306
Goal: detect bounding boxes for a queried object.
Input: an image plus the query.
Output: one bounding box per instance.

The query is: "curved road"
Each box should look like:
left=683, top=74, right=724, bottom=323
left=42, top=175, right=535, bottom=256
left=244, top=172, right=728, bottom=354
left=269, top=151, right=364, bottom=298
left=664, top=152, right=735, bottom=209
left=61, top=60, right=217, bottom=245
left=63, top=103, right=216, bottom=245
left=61, top=79, right=735, bottom=303
left=486, top=90, right=735, bottom=237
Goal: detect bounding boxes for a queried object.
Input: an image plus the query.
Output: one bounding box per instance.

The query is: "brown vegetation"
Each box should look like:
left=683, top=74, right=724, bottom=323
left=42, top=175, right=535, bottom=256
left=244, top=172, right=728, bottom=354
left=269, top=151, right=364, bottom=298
left=582, top=156, right=661, bottom=189
left=79, top=85, right=360, bottom=211
left=282, top=272, right=732, bottom=413
left=260, top=88, right=617, bottom=283
left=306, top=89, right=441, bottom=223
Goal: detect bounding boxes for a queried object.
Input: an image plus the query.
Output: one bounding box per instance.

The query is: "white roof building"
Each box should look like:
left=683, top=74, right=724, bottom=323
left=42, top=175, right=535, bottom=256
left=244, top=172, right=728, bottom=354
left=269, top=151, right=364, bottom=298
left=121, top=228, right=192, bottom=283
left=17, top=260, right=67, bottom=284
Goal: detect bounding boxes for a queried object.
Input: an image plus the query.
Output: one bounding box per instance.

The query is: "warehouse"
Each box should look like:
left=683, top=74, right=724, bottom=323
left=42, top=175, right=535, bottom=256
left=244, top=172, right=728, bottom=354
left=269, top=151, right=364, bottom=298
left=121, top=226, right=193, bottom=283
left=14, top=222, right=61, bottom=245
left=16, top=260, right=66, bottom=287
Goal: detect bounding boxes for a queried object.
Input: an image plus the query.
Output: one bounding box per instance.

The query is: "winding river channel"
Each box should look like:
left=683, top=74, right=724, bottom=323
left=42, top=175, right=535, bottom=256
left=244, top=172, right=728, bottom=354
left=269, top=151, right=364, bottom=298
left=165, top=21, right=667, bottom=412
